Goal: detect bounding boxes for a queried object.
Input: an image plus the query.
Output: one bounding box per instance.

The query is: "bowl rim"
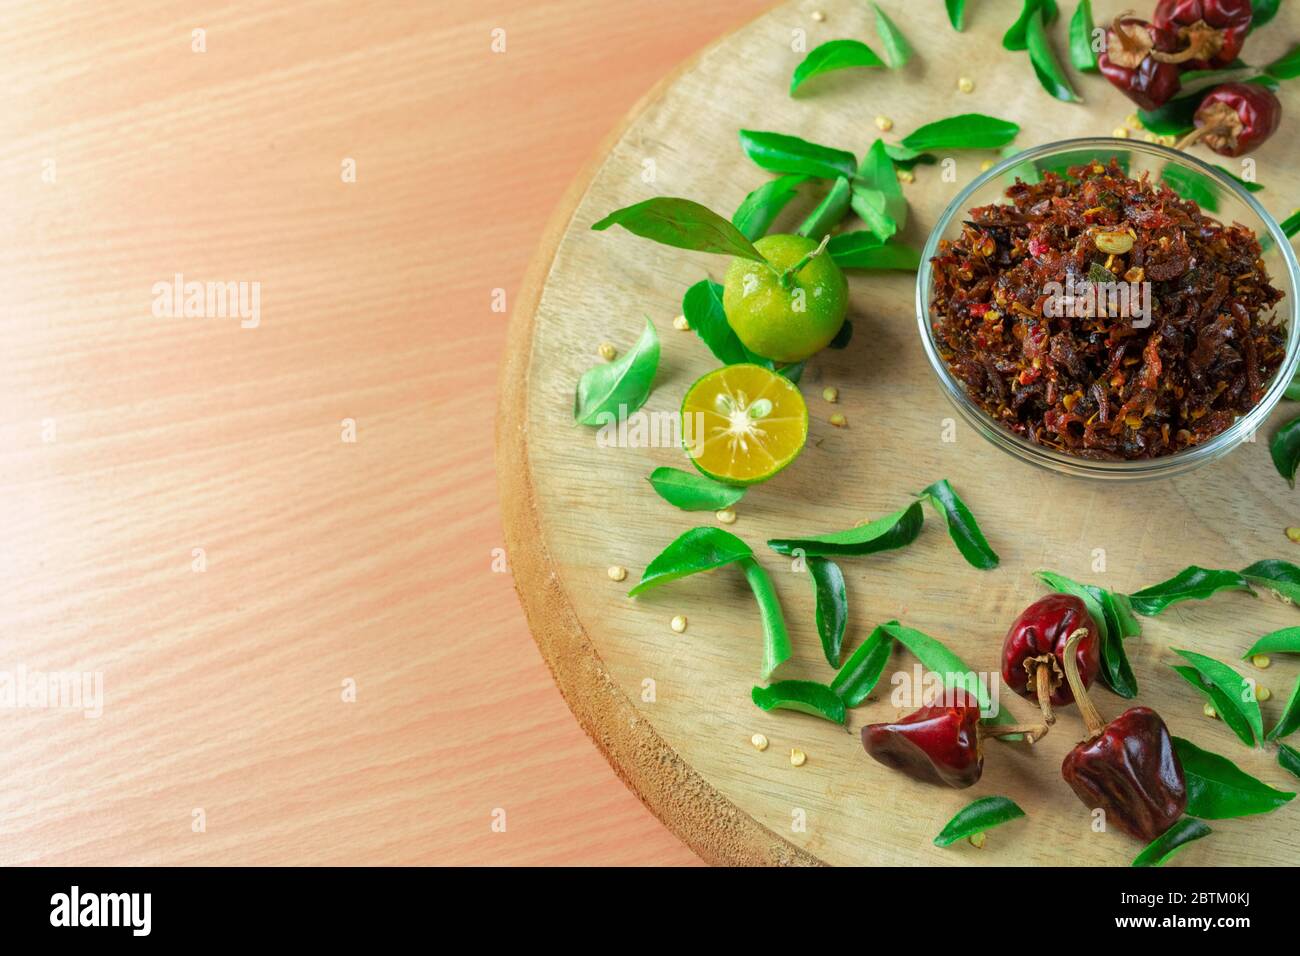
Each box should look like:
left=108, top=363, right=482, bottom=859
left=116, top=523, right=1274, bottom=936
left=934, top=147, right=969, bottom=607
left=915, top=136, right=1300, bottom=480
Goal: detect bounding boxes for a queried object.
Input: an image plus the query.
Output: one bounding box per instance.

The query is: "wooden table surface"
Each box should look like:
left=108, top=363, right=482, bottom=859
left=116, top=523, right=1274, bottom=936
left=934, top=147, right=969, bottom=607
left=0, top=0, right=769, bottom=866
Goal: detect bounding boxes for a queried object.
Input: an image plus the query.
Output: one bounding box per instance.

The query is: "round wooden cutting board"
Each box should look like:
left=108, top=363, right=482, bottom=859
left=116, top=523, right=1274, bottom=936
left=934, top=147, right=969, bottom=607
left=498, top=0, right=1300, bottom=865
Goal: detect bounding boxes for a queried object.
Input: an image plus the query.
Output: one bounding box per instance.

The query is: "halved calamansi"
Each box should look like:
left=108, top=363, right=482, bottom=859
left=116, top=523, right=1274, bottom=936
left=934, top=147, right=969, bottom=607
left=681, top=364, right=808, bottom=486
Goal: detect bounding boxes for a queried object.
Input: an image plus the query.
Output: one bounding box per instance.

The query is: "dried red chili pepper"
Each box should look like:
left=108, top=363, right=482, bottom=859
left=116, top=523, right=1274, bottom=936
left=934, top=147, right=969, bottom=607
left=1153, top=0, right=1252, bottom=70
left=1058, top=630, right=1188, bottom=842
left=1177, top=82, right=1282, bottom=157
left=1001, top=594, right=1100, bottom=725
left=861, top=689, right=1047, bottom=789
left=1098, top=13, right=1183, bottom=110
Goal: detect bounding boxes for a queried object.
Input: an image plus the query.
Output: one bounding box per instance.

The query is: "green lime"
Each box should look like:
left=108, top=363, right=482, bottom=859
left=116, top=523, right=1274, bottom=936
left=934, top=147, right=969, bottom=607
left=722, top=234, right=848, bottom=364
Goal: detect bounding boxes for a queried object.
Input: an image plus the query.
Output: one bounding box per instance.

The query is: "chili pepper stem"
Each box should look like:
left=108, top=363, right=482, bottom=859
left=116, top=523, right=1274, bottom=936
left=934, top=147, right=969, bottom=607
left=980, top=722, right=1051, bottom=744
left=1107, top=11, right=1151, bottom=69
left=1149, top=21, right=1224, bottom=65
left=778, top=233, right=831, bottom=290
left=1175, top=109, right=1232, bottom=151
left=1029, top=658, right=1058, bottom=726
left=1062, top=628, right=1105, bottom=737
left=1174, top=126, right=1210, bottom=151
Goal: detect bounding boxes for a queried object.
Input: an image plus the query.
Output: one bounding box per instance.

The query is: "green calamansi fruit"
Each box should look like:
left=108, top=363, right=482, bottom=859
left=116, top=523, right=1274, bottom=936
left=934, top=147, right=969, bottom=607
left=722, top=234, right=849, bottom=364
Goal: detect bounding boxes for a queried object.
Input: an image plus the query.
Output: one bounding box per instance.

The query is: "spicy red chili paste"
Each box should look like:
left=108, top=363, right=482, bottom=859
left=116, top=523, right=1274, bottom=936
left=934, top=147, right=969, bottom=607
left=929, top=160, right=1286, bottom=459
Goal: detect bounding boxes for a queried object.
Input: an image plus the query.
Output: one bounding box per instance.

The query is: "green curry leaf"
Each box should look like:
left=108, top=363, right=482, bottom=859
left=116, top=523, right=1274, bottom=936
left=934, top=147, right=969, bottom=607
left=1241, top=559, right=1300, bottom=604
left=945, top=0, right=968, bottom=32
left=807, top=556, right=849, bottom=668
left=1127, top=566, right=1255, bottom=616
left=1025, top=4, right=1081, bottom=103
left=768, top=501, right=924, bottom=557
left=573, top=318, right=660, bottom=426
left=1004, top=0, right=1059, bottom=50
left=830, top=623, right=893, bottom=707
left=1034, top=570, right=1137, bottom=698
left=1173, top=650, right=1264, bottom=747
left=1069, top=0, right=1099, bottom=72
left=1280, top=743, right=1300, bottom=779
left=880, top=621, right=1014, bottom=727
left=732, top=174, right=806, bottom=240
left=592, top=197, right=765, bottom=261
left=872, top=3, right=913, bottom=68
left=681, top=279, right=772, bottom=368
left=886, top=114, right=1020, bottom=162
left=934, top=796, right=1026, bottom=847
left=629, top=526, right=752, bottom=596
left=751, top=680, right=845, bottom=724
left=738, top=129, right=857, bottom=179
left=1138, top=97, right=1198, bottom=137
left=1269, top=676, right=1300, bottom=742
left=1242, top=627, right=1300, bottom=660
left=851, top=139, right=906, bottom=242
left=1172, top=666, right=1256, bottom=748
left=1132, top=818, right=1211, bottom=867
left=647, top=467, right=744, bottom=512
left=1174, top=737, right=1295, bottom=819
left=790, top=39, right=885, bottom=96
left=826, top=232, right=921, bottom=270
left=1252, top=0, right=1281, bottom=29
left=742, top=557, right=792, bottom=678
left=1285, top=368, right=1300, bottom=401
left=916, top=479, right=999, bottom=570
left=1161, top=165, right=1219, bottom=212
left=797, top=176, right=853, bottom=240
left=1265, top=44, right=1300, bottom=80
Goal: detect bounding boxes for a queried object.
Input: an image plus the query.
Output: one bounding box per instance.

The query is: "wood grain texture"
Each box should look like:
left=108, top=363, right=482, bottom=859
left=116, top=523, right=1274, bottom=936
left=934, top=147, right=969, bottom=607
left=0, top=0, right=774, bottom=866
left=501, top=0, right=1300, bottom=865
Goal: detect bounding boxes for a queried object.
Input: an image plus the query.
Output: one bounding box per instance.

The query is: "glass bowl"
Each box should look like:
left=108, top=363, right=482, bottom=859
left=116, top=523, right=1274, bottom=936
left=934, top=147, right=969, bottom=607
left=915, top=137, right=1300, bottom=480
